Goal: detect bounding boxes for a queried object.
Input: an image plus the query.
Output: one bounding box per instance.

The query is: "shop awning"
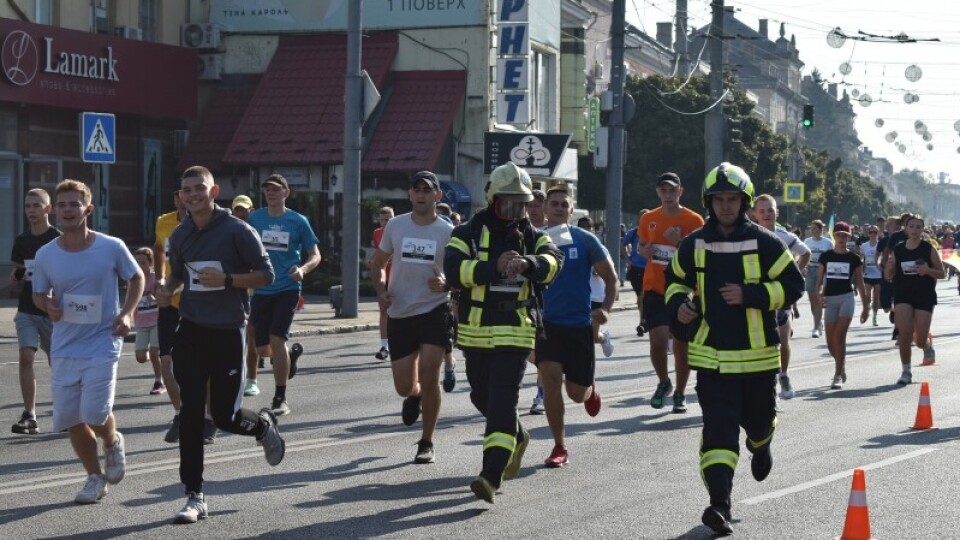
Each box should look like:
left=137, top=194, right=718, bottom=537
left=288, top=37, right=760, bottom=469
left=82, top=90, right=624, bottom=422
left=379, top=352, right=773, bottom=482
left=177, top=77, right=259, bottom=173
left=223, top=33, right=398, bottom=165
left=362, top=71, right=465, bottom=173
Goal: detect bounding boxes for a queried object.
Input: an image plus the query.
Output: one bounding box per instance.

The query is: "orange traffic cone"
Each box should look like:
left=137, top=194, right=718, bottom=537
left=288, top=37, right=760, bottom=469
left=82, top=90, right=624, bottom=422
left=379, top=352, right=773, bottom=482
left=834, top=469, right=876, bottom=540
left=910, top=381, right=936, bottom=430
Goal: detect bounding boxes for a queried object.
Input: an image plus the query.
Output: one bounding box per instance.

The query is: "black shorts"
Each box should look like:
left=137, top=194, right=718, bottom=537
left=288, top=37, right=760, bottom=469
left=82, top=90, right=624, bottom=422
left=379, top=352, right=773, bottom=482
left=863, top=277, right=882, bottom=286
left=250, top=290, right=300, bottom=347
left=642, top=291, right=669, bottom=329
left=590, top=301, right=603, bottom=311
left=776, top=309, right=790, bottom=327
left=627, top=265, right=645, bottom=295
left=534, top=321, right=595, bottom=387
left=158, top=306, right=179, bottom=357
left=387, top=303, right=452, bottom=361
left=894, top=295, right=936, bottom=313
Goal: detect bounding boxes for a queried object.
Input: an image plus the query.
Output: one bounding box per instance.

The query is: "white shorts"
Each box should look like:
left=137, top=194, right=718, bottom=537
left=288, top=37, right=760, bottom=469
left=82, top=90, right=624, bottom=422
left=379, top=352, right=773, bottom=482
left=134, top=325, right=160, bottom=351
left=50, top=357, right=118, bottom=432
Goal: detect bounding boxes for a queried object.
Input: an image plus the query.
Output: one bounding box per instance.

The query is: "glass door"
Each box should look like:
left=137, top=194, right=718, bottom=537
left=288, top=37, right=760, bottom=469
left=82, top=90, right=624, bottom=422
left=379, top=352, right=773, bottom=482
left=0, top=157, right=21, bottom=280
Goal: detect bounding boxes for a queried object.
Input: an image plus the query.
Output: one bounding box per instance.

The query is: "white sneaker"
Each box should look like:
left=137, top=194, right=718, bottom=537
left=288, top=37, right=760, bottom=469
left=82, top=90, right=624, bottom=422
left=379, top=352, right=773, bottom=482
left=812, top=329, right=821, bottom=338
left=897, top=371, right=912, bottom=385
left=778, top=374, right=795, bottom=400
left=600, top=330, right=614, bottom=358
left=75, top=474, right=108, bottom=504
left=103, top=431, right=126, bottom=484
left=173, top=492, right=208, bottom=524
left=830, top=376, right=843, bottom=390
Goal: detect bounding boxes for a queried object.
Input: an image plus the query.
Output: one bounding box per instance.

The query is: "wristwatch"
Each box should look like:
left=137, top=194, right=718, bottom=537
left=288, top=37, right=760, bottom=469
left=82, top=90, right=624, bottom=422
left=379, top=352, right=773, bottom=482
left=224, top=273, right=233, bottom=288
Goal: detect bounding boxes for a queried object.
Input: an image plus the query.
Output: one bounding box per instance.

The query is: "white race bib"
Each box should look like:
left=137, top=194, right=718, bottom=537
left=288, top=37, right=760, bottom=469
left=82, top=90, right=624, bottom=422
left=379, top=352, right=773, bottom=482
left=544, top=224, right=574, bottom=247
left=261, top=229, right=290, bottom=252
left=651, top=244, right=677, bottom=265
left=400, top=237, right=437, bottom=265
left=825, top=261, right=851, bottom=279
left=489, top=273, right=527, bottom=293
left=900, top=260, right=919, bottom=275
left=187, top=260, right=225, bottom=292
left=138, top=295, right=159, bottom=314
left=24, top=259, right=35, bottom=282
left=63, top=293, right=102, bottom=325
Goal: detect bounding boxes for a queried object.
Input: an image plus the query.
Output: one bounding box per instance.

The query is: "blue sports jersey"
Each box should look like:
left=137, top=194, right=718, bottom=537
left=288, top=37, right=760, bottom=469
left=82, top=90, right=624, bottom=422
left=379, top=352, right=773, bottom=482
left=622, top=227, right=648, bottom=268
left=248, top=208, right=319, bottom=295
left=542, top=225, right=609, bottom=326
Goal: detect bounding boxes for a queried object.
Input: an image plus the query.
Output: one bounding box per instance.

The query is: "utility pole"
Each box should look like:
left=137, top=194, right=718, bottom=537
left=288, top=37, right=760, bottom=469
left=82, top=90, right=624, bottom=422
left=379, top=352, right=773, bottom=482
left=604, top=0, right=626, bottom=275
left=341, top=0, right=362, bottom=318
left=704, top=0, right=725, bottom=173
left=675, top=0, right=689, bottom=75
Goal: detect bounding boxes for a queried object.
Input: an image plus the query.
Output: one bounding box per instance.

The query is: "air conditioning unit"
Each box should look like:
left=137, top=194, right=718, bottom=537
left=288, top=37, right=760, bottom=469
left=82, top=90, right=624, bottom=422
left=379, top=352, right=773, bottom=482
left=173, top=130, right=190, bottom=158
left=181, top=23, right=221, bottom=49
left=197, top=54, right=224, bottom=80
left=114, top=26, right=143, bottom=40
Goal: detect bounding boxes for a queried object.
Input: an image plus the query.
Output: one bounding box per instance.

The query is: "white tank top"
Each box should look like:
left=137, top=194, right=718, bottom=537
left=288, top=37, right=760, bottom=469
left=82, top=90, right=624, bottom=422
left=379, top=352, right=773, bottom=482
left=861, top=241, right=882, bottom=279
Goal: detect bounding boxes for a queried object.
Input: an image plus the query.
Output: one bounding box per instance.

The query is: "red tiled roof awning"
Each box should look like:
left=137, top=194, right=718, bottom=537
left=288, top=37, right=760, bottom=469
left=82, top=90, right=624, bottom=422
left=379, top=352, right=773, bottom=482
left=363, top=71, right=465, bottom=173
left=224, top=32, right=398, bottom=165
left=176, top=77, right=259, bottom=173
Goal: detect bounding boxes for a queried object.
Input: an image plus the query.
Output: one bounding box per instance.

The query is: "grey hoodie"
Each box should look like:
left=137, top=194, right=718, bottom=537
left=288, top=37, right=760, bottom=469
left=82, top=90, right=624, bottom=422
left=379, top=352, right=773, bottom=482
left=169, top=206, right=275, bottom=329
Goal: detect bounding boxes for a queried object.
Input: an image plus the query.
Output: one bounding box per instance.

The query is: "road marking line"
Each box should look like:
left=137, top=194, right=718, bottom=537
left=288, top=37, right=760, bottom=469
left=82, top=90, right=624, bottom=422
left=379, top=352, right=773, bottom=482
left=739, top=447, right=937, bottom=505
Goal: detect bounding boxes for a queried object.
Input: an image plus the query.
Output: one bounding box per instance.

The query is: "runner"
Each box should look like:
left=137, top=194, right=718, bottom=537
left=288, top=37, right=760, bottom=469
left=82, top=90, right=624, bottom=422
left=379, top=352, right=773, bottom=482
left=813, top=222, right=868, bottom=389
left=577, top=216, right=615, bottom=357
left=368, top=171, right=454, bottom=463
left=9, top=188, right=60, bottom=435
left=536, top=186, right=615, bottom=468
left=621, top=209, right=650, bottom=337
left=751, top=195, right=810, bottom=399
left=32, top=179, right=144, bottom=504
left=880, top=214, right=909, bottom=341
left=232, top=195, right=268, bottom=394
left=860, top=224, right=883, bottom=326
left=132, top=247, right=164, bottom=395
left=370, top=206, right=395, bottom=361
left=157, top=165, right=285, bottom=524
left=247, top=174, right=321, bottom=416
left=434, top=204, right=460, bottom=392
left=639, top=172, right=703, bottom=413
left=526, top=189, right=548, bottom=415
left=803, top=220, right=833, bottom=338
left=884, top=213, right=944, bottom=384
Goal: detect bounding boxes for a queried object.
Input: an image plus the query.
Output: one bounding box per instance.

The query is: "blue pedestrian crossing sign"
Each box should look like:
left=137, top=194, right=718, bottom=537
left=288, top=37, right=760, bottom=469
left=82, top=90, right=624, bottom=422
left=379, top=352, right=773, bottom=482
left=783, top=182, right=804, bottom=203
left=80, top=112, right=116, bottom=164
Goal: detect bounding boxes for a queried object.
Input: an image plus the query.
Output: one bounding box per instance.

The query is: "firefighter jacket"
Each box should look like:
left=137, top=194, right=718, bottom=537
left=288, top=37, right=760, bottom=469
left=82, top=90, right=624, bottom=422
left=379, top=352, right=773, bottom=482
left=664, top=216, right=804, bottom=375
left=444, top=208, right=562, bottom=351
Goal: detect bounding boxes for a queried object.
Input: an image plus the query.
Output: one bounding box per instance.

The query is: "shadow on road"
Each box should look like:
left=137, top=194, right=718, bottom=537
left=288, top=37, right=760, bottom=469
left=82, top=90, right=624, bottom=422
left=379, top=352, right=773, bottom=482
left=861, top=426, right=960, bottom=449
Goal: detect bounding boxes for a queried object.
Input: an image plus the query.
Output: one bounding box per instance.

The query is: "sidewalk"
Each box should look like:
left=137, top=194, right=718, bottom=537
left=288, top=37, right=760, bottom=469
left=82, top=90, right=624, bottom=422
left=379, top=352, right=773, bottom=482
left=0, top=288, right=640, bottom=342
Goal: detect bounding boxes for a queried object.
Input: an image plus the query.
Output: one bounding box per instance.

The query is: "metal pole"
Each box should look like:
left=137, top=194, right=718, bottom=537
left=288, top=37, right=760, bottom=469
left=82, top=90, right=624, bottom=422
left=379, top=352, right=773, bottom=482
left=604, top=0, right=626, bottom=277
left=341, top=0, right=362, bottom=318
left=704, top=0, right=725, bottom=173
left=675, top=0, right=689, bottom=75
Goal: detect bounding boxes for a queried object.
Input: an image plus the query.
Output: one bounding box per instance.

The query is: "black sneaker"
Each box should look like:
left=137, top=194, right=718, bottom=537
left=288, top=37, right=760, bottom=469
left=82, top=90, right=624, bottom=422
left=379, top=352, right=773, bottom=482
left=11, top=412, right=39, bottom=435
left=636, top=323, right=646, bottom=337
left=750, top=445, right=773, bottom=482
left=288, top=343, right=303, bottom=379
left=271, top=396, right=291, bottom=416
left=414, top=439, right=435, bottom=464
left=202, top=418, right=218, bottom=445
left=375, top=347, right=389, bottom=360
left=442, top=366, right=456, bottom=393
left=701, top=506, right=733, bottom=535
left=892, top=328, right=899, bottom=341
left=401, top=395, right=422, bottom=426
left=258, top=357, right=265, bottom=369
left=164, top=414, right=181, bottom=443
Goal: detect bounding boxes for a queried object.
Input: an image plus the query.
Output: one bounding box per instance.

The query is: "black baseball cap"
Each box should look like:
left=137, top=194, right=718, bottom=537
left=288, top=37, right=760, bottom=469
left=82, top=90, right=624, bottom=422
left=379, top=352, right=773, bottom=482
left=411, top=171, right=440, bottom=191
left=262, top=174, right=289, bottom=190
left=657, top=172, right=682, bottom=187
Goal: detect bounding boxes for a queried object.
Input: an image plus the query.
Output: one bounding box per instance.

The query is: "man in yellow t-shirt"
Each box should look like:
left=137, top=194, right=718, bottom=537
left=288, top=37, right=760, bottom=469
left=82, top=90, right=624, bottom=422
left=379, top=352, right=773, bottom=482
left=639, top=173, right=704, bottom=413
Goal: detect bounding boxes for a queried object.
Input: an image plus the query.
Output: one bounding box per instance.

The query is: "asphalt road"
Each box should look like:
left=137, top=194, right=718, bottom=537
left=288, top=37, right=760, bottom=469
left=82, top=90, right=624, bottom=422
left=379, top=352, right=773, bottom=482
left=1, top=281, right=959, bottom=539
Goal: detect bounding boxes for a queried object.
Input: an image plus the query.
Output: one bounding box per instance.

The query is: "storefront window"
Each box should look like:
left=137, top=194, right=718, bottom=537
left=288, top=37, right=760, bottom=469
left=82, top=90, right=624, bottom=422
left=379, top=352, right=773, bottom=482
left=139, top=0, right=159, bottom=42
left=33, top=0, right=52, bottom=25
left=93, top=0, right=110, bottom=34
left=530, top=49, right=557, bottom=132
left=0, top=112, right=16, bottom=152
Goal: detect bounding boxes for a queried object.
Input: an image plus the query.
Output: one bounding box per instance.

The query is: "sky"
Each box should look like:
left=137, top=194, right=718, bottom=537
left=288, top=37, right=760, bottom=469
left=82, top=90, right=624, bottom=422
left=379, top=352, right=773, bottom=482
left=626, top=0, right=960, bottom=182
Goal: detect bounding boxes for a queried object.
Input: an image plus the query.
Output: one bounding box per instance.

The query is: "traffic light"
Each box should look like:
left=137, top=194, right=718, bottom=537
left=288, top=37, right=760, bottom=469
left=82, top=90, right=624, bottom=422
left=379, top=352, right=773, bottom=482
left=802, top=104, right=814, bottom=128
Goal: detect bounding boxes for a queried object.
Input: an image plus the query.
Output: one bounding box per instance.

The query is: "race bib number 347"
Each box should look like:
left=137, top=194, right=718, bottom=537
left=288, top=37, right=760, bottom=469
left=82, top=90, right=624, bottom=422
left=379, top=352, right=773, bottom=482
left=400, top=237, right=437, bottom=265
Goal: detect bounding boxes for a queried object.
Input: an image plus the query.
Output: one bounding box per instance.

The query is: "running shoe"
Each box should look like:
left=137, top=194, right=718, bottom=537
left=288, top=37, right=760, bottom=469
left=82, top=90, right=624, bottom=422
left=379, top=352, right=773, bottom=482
left=778, top=374, right=795, bottom=400
left=375, top=346, right=390, bottom=360
left=544, top=445, right=569, bottom=468
left=443, top=365, right=456, bottom=393
left=922, top=344, right=936, bottom=366
left=271, top=397, right=291, bottom=417
left=203, top=418, right=218, bottom=444
left=258, top=357, right=265, bottom=369
left=11, top=411, right=39, bottom=435
left=529, top=394, right=545, bottom=415
left=103, top=432, right=126, bottom=484
left=672, top=393, right=687, bottom=413
left=650, top=381, right=673, bottom=409
left=811, top=328, right=821, bottom=338
left=74, top=474, right=108, bottom=504
left=897, top=371, right=912, bottom=385
left=701, top=506, right=734, bottom=536
left=256, top=408, right=285, bottom=466
left=469, top=476, right=496, bottom=504
left=164, top=414, right=180, bottom=443
left=288, top=343, right=303, bottom=379
left=401, top=395, right=422, bottom=426
left=750, top=444, right=773, bottom=481
left=636, top=322, right=646, bottom=338
left=891, top=328, right=899, bottom=341
left=150, top=381, right=166, bottom=395
left=503, top=427, right=529, bottom=481
left=414, top=439, right=435, bottom=464
left=600, top=329, right=614, bottom=358
left=243, top=379, right=260, bottom=397
left=872, top=313, right=878, bottom=326
left=830, top=375, right=843, bottom=390
left=584, top=383, right=602, bottom=417
left=173, top=492, right=207, bottom=524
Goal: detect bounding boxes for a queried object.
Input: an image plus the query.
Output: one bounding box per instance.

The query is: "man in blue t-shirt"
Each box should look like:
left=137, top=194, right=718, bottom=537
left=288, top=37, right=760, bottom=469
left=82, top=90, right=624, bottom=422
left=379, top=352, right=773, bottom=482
left=535, top=186, right=618, bottom=468
left=247, top=174, right=321, bottom=416
left=621, top=209, right=649, bottom=336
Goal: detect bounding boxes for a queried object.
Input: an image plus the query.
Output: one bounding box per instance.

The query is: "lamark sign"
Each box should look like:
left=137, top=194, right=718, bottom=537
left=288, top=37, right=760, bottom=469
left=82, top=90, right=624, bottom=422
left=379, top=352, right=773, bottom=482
left=0, top=18, right=197, bottom=120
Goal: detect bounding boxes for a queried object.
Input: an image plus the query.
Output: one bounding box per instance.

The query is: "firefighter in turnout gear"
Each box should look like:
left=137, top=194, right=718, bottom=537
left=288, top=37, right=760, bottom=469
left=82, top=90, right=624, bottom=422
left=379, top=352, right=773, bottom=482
left=664, top=163, right=804, bottom=535
left=444, top=162, right=563, bottom=504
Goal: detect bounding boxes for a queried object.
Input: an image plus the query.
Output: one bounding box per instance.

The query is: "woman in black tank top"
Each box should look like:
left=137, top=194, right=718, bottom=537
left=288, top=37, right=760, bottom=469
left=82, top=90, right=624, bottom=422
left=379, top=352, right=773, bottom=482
left=883, top=215, right=945, bottom=382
